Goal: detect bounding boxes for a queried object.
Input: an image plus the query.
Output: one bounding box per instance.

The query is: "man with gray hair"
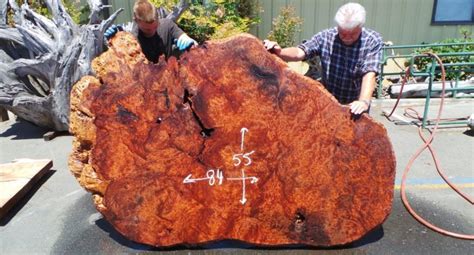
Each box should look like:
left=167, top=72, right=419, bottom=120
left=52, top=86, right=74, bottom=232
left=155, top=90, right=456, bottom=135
left=264, top=2, right=383, bottom=115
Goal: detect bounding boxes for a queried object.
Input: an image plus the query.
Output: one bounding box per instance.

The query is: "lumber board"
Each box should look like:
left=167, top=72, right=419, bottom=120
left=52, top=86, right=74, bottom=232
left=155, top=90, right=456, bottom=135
left=0, top=159, right=53, bottom=219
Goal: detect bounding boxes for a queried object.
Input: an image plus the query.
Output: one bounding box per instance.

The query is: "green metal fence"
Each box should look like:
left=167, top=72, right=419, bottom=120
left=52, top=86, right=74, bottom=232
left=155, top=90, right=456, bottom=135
left=379, top=42, right=474, bottom=128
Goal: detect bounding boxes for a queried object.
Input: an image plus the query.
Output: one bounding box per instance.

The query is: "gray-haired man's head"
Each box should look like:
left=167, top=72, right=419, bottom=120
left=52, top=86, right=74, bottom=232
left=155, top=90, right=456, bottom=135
left=334, top=2, right=366, bottom=45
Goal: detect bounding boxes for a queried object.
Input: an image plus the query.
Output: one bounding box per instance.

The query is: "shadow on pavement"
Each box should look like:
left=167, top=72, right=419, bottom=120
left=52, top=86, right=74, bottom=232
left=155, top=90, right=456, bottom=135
left=95, top=218, right=156, bottom=251
left=463, top=129, right=474, bottom=137
left=0, top=119, right=49, bottom=140
left=92, top=214, right=383, bottom=252
left=347, top=226, right=385, bottom=248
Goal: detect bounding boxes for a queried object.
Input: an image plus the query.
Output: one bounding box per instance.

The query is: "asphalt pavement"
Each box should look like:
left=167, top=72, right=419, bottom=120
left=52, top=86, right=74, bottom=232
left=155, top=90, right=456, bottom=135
left=0, top=98, right=473, bottom=254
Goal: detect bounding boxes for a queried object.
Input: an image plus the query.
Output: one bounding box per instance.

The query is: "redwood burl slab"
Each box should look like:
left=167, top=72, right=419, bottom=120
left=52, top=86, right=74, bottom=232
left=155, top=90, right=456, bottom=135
left=69, top=32, right=396, bottom=247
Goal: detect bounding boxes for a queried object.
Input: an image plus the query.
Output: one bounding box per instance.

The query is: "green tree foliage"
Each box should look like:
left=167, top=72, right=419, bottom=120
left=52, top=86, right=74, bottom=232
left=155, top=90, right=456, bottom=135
left=62, top=0, right=83, bottom=24
left=413, top=29, right=473, bottom=81
left=151, top=0, right=261, bottom=43
left=7, top=0, right=89, bottom=26
left=267, top=6, right=302, bottom=48
left=149, top=0, right=175, bottom=10
left=26, top=0, right=50, bottom=17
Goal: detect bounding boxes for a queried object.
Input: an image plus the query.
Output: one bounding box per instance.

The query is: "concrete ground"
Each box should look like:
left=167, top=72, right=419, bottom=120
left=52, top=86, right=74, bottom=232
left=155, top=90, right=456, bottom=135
left=0, top=98, right=473, bottom=254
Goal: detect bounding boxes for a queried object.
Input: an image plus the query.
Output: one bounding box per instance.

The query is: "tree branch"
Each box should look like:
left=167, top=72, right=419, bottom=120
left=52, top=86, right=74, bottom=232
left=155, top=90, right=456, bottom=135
left=0, top=27, right=25, bottom=47
left=88, top=0, right=113, bottom=25
left=161, top=0, right=189, bottom=22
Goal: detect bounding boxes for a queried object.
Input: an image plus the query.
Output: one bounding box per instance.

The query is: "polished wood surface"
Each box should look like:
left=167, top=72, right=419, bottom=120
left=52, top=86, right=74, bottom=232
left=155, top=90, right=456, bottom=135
left=69, top=32, right=396, bottom=247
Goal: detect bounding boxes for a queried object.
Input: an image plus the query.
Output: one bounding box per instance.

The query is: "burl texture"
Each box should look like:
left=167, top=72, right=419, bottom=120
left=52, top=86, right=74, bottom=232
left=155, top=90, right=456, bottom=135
left=69, top=32, right=396, bottom=247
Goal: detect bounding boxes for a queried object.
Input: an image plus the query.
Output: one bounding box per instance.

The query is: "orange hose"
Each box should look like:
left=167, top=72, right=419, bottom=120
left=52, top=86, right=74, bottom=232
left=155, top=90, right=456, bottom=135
left=394, top=53, right=474, bottom=239
left=385, top=68, right=411, bottom=118
left=402, top=109, right=473, bottom=204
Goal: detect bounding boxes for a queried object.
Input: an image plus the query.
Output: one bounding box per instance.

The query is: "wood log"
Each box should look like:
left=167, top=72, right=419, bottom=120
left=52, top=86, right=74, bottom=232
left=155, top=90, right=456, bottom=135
left=0, top=0, right=125, bottom=131
left=69, top=32, right=396, bottom=247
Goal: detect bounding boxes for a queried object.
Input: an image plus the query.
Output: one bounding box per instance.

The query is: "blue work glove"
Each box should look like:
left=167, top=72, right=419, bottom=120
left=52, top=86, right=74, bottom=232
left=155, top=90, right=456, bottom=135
left=176, top=34, right=197, bottom=51
left=104, top=24, right=123, bottom=40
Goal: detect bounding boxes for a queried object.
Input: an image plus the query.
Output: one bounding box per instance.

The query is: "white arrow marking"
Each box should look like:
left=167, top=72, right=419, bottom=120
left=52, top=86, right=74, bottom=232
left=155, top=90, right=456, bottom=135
left=226, top=176, right=259, bottom=183
left=183, top=174, right=210, bottom=184
left=240, top=127, right=248, bottom=151
left=227, top=169, right=258, bottom=205
left=240, top=169, right=247, bottom=204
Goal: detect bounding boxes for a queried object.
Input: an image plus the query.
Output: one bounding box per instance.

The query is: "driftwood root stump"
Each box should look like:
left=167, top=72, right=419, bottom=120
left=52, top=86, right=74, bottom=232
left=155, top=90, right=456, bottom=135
left=69, top=32, right=396, bottom=247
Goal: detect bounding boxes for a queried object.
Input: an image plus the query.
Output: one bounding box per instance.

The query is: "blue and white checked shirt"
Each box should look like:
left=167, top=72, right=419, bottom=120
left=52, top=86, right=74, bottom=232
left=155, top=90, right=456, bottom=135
left=298, top=27, right=383, bottom=104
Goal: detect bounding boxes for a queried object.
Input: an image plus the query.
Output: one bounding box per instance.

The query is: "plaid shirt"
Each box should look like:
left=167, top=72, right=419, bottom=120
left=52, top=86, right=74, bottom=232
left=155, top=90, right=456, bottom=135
left=298, top=27, right=383, bottom=104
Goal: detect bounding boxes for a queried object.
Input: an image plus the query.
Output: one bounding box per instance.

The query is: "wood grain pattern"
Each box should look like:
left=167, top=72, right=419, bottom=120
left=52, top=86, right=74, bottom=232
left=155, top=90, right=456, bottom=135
left=69, top=32, right=396, bottom=247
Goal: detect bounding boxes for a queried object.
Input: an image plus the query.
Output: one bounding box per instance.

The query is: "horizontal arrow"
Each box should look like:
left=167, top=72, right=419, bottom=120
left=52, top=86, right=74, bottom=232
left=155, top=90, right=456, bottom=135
left=227, top=176, right=259, bottom=184
left=183, top=174, right=210, bottom=184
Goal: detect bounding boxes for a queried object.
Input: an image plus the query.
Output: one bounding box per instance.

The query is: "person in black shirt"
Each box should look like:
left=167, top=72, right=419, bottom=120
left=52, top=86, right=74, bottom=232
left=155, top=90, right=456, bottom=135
left=104, top=0, right=197, bottom=63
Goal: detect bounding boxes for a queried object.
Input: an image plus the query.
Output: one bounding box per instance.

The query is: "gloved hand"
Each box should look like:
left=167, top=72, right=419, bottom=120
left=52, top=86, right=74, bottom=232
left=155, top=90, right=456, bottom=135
left=176, top=34, right=197, bottom=51
left=104, top=24, right=123, bottom=41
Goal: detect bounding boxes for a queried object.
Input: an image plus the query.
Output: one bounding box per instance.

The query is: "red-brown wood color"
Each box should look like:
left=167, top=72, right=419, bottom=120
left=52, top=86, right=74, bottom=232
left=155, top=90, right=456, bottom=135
left=69, top=32, right=396, bottom=247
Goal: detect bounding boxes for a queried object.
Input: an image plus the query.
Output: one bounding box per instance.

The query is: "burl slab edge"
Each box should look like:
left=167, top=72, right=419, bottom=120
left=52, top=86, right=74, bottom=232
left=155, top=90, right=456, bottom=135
left=69, top=32, right=396, bottom=247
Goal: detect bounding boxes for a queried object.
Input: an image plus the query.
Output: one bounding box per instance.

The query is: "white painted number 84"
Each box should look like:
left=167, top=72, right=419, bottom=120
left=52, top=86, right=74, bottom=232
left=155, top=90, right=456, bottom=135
left=207, top=169, right=224, bottom=186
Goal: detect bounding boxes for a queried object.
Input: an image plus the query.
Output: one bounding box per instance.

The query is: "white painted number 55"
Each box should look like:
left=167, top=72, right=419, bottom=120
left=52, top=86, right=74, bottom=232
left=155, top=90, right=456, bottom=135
left=232, top=150, right=255, bottom=166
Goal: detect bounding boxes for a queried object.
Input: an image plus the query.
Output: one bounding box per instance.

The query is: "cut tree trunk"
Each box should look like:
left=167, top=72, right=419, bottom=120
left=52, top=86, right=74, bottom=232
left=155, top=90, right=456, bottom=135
left=69, top=32, right=397, bottom=247
left=0, top=0, right=188, bottom=131
left=0, top=0, right=122, bottom=130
